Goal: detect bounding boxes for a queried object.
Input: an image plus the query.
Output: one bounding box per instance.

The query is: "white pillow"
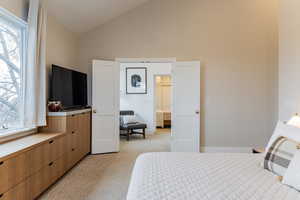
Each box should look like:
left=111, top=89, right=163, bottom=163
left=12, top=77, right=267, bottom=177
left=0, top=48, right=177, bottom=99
left=266, top=121, right=300, bottom=152
left=282, top=149, right=300, bottom=191
left=123, top=115, right=137, bottom=124
left=287, top=115, right=300, bottom=128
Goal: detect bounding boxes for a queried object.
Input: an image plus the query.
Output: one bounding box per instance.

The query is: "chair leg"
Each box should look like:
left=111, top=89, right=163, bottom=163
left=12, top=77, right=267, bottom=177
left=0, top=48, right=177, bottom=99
left=127, top=129, right=130, bottom=141
left=143, top=128, right=146, bottom=139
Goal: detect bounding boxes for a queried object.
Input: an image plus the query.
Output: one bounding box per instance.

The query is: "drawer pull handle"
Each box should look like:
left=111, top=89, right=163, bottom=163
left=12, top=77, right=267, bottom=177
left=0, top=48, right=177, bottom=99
left=72, top=131, right=75, bottom=134
left=49, top=140, right=54, bottom=144
left=0, top=161, right=3, bottom=166
left=72, top=148, right=75, bottom=152
left=0, top=193, right=3, bottom=198
left=49, top=162, right=54, bottom=166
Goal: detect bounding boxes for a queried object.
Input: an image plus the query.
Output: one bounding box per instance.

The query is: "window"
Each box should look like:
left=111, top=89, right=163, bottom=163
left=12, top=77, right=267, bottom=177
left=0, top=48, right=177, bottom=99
left=0, top=9, right=27, bottom=135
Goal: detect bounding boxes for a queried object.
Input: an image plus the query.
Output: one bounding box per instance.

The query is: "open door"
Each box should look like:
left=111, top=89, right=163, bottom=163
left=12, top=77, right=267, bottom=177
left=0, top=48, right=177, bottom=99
left=92, top=60, right=120, bottom=154
left=171, top=61, right=200, bottom=152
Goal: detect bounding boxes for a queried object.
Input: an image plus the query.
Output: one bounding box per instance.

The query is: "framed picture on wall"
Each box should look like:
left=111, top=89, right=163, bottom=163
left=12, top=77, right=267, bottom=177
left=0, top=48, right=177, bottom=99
left=126, top=67, right=147, bottom=94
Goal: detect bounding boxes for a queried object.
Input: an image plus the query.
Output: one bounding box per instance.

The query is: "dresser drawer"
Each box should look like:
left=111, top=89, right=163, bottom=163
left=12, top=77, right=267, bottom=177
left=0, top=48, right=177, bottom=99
left=66, top=145, right=81, bottom=170
left=0, top=155, right=68, bottom=200
left=0, top=181, right=30, bottom=200
left=56, top=154, right=69, bottom=178
left=63, top=133, right=80, bottom=170
left=80, top=113, right=91, bottom=155
left=0, top=153, right=30, bottom=194
left=29, top=156, right=65, bottom=199
left=26, top=135, right=67, bottom=176
left=66, top=114, right=79, bottom=134
left=69, top=129, right=78, bottom=149
left=47, top=135, right=67, bottom=161
left=0, top=136, right=67, bottom=197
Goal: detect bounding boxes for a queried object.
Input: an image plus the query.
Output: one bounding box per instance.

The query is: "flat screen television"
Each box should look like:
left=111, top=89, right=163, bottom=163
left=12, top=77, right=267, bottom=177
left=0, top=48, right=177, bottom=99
left=50, top=65, right=88, bottom=110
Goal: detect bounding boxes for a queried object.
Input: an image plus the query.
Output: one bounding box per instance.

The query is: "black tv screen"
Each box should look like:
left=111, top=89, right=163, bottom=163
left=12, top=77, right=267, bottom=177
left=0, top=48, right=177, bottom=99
left=50, top=65, right=87, bottom=109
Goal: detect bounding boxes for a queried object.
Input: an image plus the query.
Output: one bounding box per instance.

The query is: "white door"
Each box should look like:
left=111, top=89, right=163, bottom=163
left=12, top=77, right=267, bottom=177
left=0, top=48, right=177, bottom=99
left=92, top=60, right=120, bottom=154
left=171, top=61, right=200, bottom=152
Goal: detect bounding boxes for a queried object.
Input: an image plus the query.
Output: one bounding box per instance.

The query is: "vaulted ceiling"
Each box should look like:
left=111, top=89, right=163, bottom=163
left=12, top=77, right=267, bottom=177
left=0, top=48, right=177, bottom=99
left=47, top=0, right=150, bottom=33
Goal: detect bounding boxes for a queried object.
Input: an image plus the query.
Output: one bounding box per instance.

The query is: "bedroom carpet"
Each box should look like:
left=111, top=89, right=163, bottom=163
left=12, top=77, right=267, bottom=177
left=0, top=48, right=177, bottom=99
left=39, top=130, right=170, bottom=200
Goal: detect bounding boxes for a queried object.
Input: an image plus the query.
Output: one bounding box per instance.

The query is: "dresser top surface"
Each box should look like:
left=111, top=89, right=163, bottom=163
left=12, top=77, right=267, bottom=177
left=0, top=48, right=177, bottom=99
left=48, top=108, right=91, bottom=117
left=0, top=132, right=65, bottom=161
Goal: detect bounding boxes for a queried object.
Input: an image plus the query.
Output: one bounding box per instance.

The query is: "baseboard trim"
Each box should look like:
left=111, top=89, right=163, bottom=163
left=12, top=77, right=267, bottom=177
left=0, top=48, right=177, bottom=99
left=200, top=146, right=252, bottom=153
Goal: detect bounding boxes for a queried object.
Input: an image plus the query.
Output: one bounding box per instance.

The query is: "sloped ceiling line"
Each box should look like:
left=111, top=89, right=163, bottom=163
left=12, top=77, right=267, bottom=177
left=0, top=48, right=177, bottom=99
left=47, top=0, right=151, bottom=33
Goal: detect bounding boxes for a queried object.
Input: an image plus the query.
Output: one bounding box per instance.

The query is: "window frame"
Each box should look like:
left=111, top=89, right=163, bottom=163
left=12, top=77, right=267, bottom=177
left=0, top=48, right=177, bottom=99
left=0, top=8, right=31, bottom=138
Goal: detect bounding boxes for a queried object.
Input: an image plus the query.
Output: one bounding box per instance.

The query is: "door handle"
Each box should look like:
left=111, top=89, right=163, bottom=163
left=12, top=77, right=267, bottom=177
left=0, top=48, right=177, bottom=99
left=93, top=109, right=97, bottom=114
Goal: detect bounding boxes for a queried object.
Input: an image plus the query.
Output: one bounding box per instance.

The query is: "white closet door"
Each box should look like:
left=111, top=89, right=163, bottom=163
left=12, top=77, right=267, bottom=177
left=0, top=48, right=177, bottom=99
left=171, top=61, right=200, bottom=152
left=92, top=60, right=120, bottom=154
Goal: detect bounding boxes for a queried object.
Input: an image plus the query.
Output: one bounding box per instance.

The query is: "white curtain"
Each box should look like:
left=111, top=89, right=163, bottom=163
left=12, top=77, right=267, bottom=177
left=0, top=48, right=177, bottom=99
left=24, top=0, right=47, bottom=127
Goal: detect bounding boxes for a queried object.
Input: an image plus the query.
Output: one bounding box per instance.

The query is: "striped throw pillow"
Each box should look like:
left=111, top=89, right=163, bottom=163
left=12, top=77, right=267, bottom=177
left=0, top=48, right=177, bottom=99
left=264, top=136, right=300, bottom=176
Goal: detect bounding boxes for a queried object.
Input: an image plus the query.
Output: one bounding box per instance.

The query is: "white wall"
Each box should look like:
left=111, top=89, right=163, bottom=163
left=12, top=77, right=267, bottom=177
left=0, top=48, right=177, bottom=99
left=279, top=0, right=300, bottom=121
left=46, top=16, right=80, bottom=72
left=79, top=0, right=278, bottom=149
left=46, top=15, right=81, bottom=100
left=120, top=63, right=172, bottom=133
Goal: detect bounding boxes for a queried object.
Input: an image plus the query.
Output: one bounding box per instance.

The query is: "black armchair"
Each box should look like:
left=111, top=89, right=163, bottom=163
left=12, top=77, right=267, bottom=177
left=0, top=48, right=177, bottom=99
left=120, top=110, right=147, bottom=141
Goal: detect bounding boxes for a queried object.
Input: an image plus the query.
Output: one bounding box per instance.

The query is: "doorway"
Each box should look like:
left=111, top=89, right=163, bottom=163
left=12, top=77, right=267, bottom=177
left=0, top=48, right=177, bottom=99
left=91, top=59, right=201, bottom=154
left=119, top=62, right=172, bottom=152
left=154, top=75, right=172, bottom=136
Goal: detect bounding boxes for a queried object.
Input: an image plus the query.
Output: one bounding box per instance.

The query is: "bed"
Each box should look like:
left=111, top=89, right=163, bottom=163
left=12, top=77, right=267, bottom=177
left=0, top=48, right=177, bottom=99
left=127, top=152, right=300, bottom=200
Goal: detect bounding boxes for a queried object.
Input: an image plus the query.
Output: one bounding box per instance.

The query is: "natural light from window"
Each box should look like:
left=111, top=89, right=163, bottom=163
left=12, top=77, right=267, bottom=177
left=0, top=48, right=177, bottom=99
left=0, top=10, right=26, bottom=135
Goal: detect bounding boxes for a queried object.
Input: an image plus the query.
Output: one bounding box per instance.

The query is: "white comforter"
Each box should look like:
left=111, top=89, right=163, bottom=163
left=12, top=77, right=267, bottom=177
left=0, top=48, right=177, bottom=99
left=127, top=153, right=300, bottom=200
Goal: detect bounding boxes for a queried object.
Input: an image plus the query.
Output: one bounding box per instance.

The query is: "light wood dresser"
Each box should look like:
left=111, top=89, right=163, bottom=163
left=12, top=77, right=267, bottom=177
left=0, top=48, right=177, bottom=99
left=0, top=109, right=91, bottom=200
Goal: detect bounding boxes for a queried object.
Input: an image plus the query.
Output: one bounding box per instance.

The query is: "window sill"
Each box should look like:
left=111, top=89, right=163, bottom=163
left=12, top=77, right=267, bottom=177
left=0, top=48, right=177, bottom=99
left=0, top=127, right=37, bottom=144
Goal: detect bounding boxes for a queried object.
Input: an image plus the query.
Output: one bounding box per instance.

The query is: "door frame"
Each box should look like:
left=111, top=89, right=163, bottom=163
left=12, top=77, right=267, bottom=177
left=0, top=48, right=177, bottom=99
left=115, top=58, right=201, bottom=152
left=116, top=57, right=176, bottom=135
left=153, top=74, right=172, bottom=129
left=116, top=57, right=176, bottom=63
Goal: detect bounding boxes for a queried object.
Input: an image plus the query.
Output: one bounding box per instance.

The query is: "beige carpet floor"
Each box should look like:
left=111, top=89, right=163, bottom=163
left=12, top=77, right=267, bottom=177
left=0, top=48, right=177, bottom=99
left=39, top=130, right=170, bottom=200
